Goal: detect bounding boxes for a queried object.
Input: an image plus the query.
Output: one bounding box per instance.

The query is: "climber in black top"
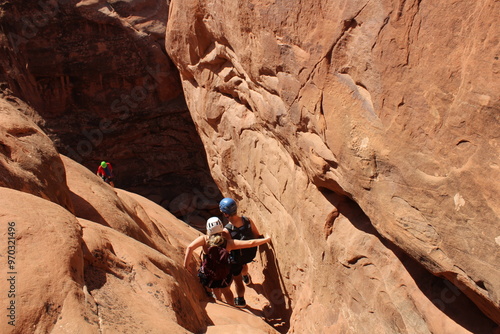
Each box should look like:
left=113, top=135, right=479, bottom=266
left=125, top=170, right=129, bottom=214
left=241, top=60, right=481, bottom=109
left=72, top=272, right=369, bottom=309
left=219, top=197, right=262, bottom=308
left=184, top=216, right=270, bottom=306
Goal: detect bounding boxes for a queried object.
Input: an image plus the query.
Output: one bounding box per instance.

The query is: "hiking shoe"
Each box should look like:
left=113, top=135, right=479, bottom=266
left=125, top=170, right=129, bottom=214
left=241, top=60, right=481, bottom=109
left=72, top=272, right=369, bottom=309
left=242, top=275, right=252, bottom=285
left=234, top=297, right=246, bottom=308
left=205, top=289, right=216, bottom=300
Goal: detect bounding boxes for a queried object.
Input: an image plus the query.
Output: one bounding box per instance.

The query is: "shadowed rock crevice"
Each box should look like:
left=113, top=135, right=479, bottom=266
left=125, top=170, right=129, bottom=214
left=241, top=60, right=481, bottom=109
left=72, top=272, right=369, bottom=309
left=0, top=0, right=222, bottom=226
left=258, top=243, right=293, bottom=333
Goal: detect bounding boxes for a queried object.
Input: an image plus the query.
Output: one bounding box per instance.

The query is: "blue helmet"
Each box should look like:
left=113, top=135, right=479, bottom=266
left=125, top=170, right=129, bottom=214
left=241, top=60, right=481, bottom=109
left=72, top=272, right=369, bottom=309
left=219, top=197, right=237, bottom=215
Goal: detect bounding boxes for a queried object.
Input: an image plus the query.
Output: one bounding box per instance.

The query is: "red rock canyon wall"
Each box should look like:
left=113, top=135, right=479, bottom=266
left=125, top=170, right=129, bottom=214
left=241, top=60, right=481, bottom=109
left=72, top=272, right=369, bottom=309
left=166, top=0, right=499, bottom=332
left=0, top=97, right=277, bottom=333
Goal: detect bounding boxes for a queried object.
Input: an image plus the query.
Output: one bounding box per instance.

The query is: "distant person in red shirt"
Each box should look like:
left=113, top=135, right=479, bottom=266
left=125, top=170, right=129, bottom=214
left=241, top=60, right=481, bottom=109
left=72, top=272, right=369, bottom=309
left=97, top=161, right=115, bottom=187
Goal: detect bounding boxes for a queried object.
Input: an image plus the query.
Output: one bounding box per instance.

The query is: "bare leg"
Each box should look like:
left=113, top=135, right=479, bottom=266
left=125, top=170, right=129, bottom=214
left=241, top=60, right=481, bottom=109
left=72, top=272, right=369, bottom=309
left=221, top=287, right=234, bottom=306
left=233, top=274, right=245, bottom=298
left=213, top=288, right=222, bottom=301
left=241, top=264, right=249, bottom=276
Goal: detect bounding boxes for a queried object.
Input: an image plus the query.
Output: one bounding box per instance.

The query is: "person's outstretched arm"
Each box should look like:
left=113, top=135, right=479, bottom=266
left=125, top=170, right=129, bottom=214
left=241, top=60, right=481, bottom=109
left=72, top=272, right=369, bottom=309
left=221, top=228, right=231, bottom=240
left=228, top=236, right=271, bottom=251
left=183, top=235, right=205, bottom=269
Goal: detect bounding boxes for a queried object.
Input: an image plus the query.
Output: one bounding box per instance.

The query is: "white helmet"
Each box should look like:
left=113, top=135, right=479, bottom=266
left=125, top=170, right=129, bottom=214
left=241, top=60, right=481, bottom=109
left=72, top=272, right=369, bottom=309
left=206, top=217, right=223, bottom=235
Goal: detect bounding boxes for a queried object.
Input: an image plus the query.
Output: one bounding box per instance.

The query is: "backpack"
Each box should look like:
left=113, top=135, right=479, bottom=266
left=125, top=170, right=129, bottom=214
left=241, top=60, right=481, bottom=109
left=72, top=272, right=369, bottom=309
left=225, top=217, right=257, bottom=265
left=198, top=245, right=232, bottom=286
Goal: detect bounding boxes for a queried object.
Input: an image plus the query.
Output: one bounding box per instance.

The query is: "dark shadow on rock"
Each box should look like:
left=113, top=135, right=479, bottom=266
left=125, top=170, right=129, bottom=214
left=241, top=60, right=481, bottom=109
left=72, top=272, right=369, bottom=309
left=243, top=304, right=265, bottom=317
left=319, top=187, right=381, bottom=237
left=258, top=242, right=292, bottom=334
left=170, top=278, right=214, bottom=334
left=83, top=264, right=108, bottom=292
left=244, top=303, right=288, bottom=332
left=81, top=239, right=131, bottom=292
left=82, top=239, right=108, bottom=292
left=69, top=190, right=109, bottom=227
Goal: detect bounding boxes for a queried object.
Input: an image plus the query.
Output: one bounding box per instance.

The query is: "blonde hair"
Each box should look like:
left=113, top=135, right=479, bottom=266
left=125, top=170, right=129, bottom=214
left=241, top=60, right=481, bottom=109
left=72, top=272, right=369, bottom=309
left=207, top=234, right=225, bottom=247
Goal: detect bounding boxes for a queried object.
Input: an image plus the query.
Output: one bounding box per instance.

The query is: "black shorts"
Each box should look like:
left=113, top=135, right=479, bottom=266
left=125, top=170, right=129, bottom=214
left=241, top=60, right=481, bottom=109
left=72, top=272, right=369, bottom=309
left=230, top=264, right=243, bottom=277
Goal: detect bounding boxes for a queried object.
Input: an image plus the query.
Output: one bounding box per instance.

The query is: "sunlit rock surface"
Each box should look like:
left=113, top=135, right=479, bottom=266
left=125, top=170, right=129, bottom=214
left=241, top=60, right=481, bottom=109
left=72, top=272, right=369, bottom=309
left=166, top=0, right=500, bottom=331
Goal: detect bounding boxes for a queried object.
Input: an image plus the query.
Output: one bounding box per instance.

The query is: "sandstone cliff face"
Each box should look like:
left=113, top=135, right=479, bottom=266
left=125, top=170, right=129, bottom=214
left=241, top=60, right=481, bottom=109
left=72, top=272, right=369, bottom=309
left=166, top=0, right=499, bottom=332
left=0, top=0, right=220, bottom=225
left=0, top=0, right=499, bottom=333
left=0, top=97, right=276, bottom=333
